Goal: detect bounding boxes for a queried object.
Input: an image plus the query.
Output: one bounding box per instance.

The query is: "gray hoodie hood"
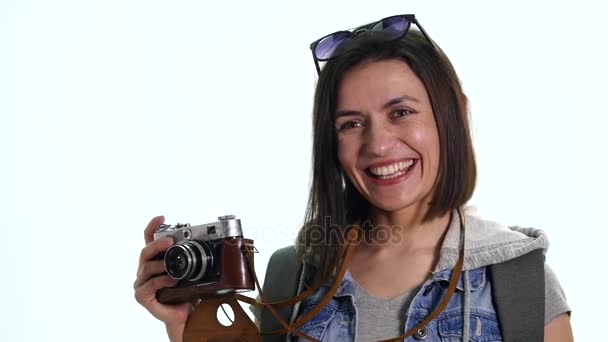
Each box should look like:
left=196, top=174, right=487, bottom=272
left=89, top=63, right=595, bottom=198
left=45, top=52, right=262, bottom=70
left=435, top=207, right=550, bottom=272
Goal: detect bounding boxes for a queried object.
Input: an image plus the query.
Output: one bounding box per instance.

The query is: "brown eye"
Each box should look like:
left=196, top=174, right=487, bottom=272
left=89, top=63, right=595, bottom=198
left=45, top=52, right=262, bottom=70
left=391, top=109, right=414, bottom=118
left=337, top=121, right=362, bottom=131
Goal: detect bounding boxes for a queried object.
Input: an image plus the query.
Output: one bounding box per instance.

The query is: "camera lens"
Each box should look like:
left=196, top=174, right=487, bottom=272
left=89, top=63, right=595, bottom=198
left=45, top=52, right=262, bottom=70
left=164, top=241, right=212, bottom=281
left=164, top=246, right=192, bottom=280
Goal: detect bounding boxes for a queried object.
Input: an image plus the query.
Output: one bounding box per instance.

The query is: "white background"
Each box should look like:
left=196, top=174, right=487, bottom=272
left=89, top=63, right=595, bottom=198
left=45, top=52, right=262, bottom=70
left=0, top=0, right=606, bottom=341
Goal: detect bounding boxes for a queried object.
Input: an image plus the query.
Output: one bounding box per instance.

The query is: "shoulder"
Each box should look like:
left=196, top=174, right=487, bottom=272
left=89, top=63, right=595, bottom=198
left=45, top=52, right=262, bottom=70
left=464, top=213, right=550, bottom=252
left=267, top=245, right=299, bottom=264
left=544, top=263, right=571, bottom=324
left=437, top=210, right=552, bottom=271
left=263, top=245, right=303, bottom=286
left=265, top=244, right=319, bottom=287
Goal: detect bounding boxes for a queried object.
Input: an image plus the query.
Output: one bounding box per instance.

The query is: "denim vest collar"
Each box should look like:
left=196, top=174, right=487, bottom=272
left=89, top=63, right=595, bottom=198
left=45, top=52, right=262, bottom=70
left=332, top=265, right=486, bottom=300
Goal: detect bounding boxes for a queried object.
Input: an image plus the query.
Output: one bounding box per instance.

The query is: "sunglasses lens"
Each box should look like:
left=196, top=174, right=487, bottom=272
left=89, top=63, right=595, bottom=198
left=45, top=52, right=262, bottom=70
left=371, top=16, right=411, bottom=38
left=314, top=31, right=352, bottom=61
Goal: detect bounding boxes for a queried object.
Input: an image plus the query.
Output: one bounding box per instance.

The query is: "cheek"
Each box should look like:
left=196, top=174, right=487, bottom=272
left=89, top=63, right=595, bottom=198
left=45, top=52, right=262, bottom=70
left=420, top=131, right=441, bottom=181
left=408, top=125, right=440, bottom=156
left=402, top=125, right=441, bottom=179
left=337, top=137, right=357, bottom=169
left=426, top=131, right=441, bottom=164
left=408, top=129, right=427, bottom=145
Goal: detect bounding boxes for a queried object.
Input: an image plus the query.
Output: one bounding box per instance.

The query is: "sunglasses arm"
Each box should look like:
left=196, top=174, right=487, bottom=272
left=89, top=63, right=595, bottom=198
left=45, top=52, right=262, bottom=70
left=312, top=50, right=321, bottom=74
left=413, top=18, right=436, bottom=49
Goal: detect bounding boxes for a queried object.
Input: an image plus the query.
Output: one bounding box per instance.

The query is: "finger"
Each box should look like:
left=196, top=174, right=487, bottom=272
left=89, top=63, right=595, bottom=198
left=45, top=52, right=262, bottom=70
left=136, top=275, right=177, bottom=304
left=139, top=237, right=174, bottom=266
left=144, top=215, right=165, bottom=244
left=134, top=260, right=166, bottom=289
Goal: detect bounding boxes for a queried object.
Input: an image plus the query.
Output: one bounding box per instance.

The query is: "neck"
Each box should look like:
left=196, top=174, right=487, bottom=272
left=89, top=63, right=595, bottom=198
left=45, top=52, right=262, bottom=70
left=363, top=206, right=453, bottom=252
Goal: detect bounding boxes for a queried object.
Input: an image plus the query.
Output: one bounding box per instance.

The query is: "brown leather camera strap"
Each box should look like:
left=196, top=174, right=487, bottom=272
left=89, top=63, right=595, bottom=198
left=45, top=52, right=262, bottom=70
left=238, top=225, right=359, bottom=342
left=238, top=208, right=466, bottom=342
left=236, top=226, right=352, bottom=309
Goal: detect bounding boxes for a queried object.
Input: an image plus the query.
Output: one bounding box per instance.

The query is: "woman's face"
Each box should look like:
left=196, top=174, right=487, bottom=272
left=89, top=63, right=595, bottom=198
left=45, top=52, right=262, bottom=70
left=335, top=59, right=440, bottom=214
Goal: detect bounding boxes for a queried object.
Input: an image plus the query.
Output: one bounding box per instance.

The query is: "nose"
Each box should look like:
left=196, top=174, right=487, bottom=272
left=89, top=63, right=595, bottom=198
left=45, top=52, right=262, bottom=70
left=363, top=120, right=397, bottom=157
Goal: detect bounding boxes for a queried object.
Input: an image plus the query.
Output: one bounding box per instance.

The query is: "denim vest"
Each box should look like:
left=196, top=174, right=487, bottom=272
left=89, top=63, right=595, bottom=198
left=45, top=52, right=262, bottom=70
left=294, top=266, right=502, bottom=341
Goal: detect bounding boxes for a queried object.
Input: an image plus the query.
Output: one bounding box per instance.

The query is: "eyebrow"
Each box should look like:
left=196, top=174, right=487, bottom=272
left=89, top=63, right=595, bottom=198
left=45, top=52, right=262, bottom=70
left=334, top=95, right=420, bottom=118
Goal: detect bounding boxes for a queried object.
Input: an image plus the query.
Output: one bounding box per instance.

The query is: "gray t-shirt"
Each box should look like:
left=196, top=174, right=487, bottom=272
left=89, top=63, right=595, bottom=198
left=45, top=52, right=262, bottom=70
left=545, top=264, right=571, bottom=324
left=352, top=265, right=570, bottom=342
left=353, top=279, right=421, bottom=342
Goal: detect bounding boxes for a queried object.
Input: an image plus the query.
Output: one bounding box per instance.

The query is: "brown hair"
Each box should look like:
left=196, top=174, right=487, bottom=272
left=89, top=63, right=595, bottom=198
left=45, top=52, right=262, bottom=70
left=297, top=30, right=476, bottom=285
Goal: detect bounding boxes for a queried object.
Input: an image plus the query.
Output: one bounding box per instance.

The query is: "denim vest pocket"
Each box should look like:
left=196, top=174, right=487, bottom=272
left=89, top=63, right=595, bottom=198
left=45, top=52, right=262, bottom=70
left=434, top=267, right=486, bottom=292
left=437, top=312, right=502, bottom=342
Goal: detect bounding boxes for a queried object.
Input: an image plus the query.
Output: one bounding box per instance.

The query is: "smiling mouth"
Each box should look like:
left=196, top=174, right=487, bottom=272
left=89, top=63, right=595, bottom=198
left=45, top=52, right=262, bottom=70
left=366, top=159, right=417, bottom=180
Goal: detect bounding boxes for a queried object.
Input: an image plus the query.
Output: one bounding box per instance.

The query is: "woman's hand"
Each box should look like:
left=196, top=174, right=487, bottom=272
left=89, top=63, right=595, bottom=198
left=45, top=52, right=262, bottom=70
left=134, top=216, right=191, bottom=342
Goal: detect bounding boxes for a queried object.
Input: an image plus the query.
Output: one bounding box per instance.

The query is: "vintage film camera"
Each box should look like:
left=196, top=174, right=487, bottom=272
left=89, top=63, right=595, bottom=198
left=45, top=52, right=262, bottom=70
left=153, top=215, right=255, bottom=304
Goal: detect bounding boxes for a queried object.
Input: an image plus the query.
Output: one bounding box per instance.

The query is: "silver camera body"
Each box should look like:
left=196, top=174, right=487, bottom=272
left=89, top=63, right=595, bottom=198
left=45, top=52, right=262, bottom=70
left=153, top=215, right=243, bottom=285
left=153, top=215, right=243, bottom=244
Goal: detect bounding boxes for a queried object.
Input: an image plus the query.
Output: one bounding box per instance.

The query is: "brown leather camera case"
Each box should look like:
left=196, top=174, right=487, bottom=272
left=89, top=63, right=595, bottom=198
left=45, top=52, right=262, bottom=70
left=156, top=238, right=255, bottom=304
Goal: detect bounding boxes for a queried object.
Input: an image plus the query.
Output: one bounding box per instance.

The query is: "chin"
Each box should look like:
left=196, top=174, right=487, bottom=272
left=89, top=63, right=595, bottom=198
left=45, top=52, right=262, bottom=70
left=369, top=197, right=420, bottom=213
left=366, top=189, right=433, bottom=215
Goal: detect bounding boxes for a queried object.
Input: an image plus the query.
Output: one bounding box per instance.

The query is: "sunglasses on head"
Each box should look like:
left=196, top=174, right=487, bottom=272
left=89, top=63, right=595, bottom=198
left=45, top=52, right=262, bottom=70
left=309, top=14, right=434, bottom=74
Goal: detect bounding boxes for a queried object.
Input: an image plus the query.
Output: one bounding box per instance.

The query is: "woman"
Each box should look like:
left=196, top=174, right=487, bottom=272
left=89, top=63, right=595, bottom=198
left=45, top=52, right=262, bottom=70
left=134, top=14, right=573, bottom=341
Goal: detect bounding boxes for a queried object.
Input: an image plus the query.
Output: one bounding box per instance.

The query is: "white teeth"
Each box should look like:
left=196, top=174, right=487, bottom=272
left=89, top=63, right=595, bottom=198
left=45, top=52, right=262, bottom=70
left=369, top=160, right=415, bottom=177
left=378, top=170, right=407, bottom=179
